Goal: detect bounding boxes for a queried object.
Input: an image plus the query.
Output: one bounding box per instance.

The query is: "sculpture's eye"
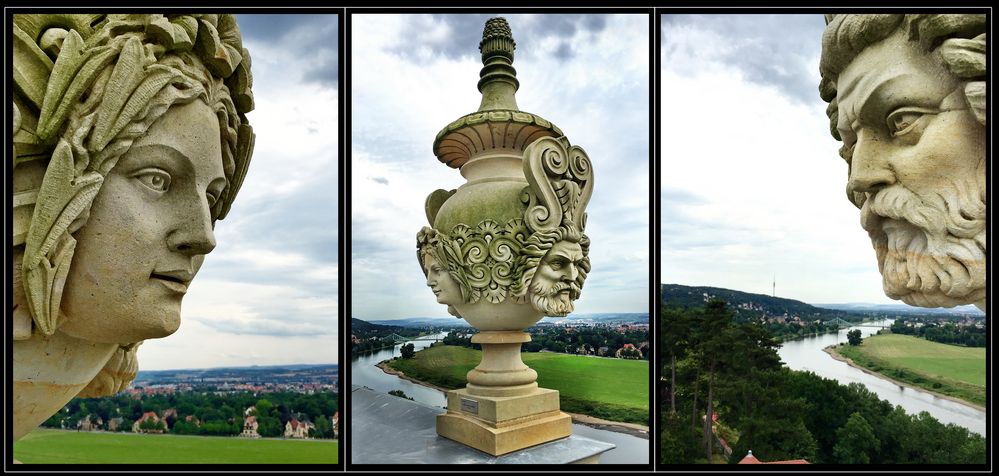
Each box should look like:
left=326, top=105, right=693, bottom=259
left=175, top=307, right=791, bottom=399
left=550, top=259, right=565, bottom=270
left=134, top=168, right=172, bottom=193
left=887, top=107, right=933, bottom=137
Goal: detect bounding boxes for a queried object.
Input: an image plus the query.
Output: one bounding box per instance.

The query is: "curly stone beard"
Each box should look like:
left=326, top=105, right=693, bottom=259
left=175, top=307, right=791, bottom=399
left=859, top=177, right=985, bottom=308
left=531, top=280, right=582, bottom=317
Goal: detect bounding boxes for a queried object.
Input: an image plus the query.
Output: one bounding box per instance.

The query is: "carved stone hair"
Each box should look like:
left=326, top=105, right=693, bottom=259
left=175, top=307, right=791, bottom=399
left=818, top=14, right=986, bottom=154
left=13, top=14, right=255, bottom=339
left=12, top=14, right=255, bottom=395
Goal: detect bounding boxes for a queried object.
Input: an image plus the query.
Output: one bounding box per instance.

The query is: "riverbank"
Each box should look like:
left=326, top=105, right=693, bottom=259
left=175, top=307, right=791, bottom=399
left=376, top=358, right=650, bottom=439
left=824, top=344, right=985, bottom=412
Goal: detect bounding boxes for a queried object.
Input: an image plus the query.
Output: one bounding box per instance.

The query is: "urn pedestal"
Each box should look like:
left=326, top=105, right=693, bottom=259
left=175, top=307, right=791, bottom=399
left=436, top=331, right=572, bottom=455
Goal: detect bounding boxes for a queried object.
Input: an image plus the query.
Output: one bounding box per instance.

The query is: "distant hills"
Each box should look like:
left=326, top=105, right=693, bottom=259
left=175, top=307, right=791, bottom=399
left=134, top=363, right=338, bottom=385
left=661, top=284, right=870, bottom=321
left=363, top=312, right=648, bottom=329
left=815, top=302, right=985, bottom=316
left=661, top=284, right=985, bottom=320
left=364, top=317, right=470, bottom=329
left=351, top=318, right=429, bottom=338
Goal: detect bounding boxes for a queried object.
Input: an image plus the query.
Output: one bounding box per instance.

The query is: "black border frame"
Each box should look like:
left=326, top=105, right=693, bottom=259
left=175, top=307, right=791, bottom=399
left=343, top=6, right=656, bottom=473
left=4, top=6, right=347, bottom=473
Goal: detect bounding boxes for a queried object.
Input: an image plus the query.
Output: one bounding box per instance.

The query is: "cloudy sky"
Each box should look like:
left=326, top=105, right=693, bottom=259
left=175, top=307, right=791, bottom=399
left=660, top=13, right=958, bottom=308
left=351, top=14, right=651, bottom=321
left=139, top=14, right=339, bottom=370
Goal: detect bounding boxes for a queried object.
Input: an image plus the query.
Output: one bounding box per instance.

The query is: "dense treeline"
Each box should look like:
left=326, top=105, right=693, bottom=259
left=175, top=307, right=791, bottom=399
left=890, top=320, right=985, bottom=347
left=526, top=326, right=648, bottom=359
left=351, top=337, right=400, bottom=357
left=42, top=391, right=337, bottom=439
left=350, top=318, right=423, bottom=339
left=661, top=301, right=985, bottom=465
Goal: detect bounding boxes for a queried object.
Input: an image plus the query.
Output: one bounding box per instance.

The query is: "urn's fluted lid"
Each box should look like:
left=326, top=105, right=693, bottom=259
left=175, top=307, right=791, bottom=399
left=433, top=17, right=562, bottom=169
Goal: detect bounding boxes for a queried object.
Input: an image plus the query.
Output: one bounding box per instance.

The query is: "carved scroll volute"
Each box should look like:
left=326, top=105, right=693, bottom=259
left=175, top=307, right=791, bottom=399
left=522, top=136, right=593, bottom=233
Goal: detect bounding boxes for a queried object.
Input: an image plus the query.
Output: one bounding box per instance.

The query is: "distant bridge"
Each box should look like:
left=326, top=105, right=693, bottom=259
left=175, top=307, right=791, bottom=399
left=409, top=335, right=444, bottom=342
left=826, top=318, right=890, bottom=330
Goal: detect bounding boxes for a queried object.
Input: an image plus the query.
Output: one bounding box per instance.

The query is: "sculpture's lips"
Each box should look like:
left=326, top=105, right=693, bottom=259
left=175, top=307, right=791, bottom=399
left=150, top=270, right=193, bottom=293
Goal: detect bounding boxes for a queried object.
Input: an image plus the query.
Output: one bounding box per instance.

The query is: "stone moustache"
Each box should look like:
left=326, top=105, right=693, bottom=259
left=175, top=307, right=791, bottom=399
left=12, top=13, right=254, bottom=441
left=819, top=14, right=986, bottom=311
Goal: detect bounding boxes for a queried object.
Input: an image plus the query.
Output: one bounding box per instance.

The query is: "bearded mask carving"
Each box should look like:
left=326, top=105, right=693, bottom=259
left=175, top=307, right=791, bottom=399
left=819, top=14, right=986, bottom=311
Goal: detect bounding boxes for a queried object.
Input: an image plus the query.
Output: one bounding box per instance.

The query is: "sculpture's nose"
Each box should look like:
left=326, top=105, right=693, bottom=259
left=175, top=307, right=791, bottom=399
left=166, top=198, right=216, bottom=256
left=565, top=263, right=579, bottom=282
left=846, top=130, right=896, bottom=198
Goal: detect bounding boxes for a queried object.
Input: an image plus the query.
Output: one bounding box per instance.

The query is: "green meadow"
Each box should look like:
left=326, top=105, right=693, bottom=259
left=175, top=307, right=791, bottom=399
left=388, top=345, right=650, bottom=425
left=836, top=333, right=985, bottom=407
left=13, top=428, right=338, bottom=464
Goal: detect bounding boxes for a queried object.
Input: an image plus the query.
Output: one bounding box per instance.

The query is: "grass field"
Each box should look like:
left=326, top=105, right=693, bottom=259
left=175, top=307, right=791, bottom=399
left=388, top=345, right=649, bottom=425
left=836, top=333, right=985, bottom=407
left=13, top=428, right=338, bottom=464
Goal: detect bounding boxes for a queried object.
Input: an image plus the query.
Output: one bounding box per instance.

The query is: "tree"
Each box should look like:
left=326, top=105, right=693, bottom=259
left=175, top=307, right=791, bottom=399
left=257, top=417, right=283, bottom=438
left=847, top=329, right=863, bottom=346
left=388, top=390, right=414, bottom=400
left=832, top=412, right=880, bottom=464
left=400, top=343, right=416, bottom=359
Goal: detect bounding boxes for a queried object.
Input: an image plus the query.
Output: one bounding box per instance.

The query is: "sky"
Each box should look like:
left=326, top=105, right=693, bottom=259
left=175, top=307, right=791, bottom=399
left=350, top=14, right=651, bottom=321
left=659, top=14, right=971, bottom=308
left=138, top=14, right=340, bottom=370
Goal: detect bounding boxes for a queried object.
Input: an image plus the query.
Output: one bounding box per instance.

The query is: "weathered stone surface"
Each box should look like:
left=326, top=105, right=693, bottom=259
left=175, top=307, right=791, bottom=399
left=415, top=17, right=597, bottom=455
left=11, top=13, right=254, bottom=442
left=819, top=14, right=986, bottom=312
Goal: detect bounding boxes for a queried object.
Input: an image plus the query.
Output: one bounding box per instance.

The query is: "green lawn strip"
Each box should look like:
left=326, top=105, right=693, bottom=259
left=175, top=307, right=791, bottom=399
left=837, top=334, right=984, bottom=407
left=388, top=345, right=649, bottom=425
left=14, top=428, right=337, bottom=464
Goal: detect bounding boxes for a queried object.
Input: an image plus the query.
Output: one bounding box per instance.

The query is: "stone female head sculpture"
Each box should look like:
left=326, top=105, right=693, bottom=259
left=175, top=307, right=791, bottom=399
left=12, top=13, right=254, bottom=440
left=417, top=226, right=463, bottom=318
left=818, top=14, right=986, bottom=311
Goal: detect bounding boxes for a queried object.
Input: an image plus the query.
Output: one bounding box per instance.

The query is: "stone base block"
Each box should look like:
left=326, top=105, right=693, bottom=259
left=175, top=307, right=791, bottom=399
left=437, top=387, right=572, bottom=456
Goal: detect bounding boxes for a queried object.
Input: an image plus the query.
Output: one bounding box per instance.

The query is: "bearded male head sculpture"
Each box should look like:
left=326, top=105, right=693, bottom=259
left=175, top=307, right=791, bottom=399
left=819, top=14, right=986, bottom=311
left=12, top=13, right=254, bottom=440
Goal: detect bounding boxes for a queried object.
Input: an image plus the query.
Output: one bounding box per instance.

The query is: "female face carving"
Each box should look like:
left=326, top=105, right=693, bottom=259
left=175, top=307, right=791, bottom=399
left=423, top=252, right=462, bottom=307
left=59, top=100, right=225, bottom=343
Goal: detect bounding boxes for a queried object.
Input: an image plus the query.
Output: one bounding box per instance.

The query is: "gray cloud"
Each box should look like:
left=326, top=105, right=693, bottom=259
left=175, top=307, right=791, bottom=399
left=237, top=13, right=339, bottom=88
left=195, top=315, right=335, bottom=337
left=390, top=13, right=609, bottom=62
left=371, top=176, right=389, bottom=185
left=661, top=14, right=825, bottom=105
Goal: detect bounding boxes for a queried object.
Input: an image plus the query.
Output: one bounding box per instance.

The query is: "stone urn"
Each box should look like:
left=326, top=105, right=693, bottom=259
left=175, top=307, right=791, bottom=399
left=416, top=17, right=593, bottom=456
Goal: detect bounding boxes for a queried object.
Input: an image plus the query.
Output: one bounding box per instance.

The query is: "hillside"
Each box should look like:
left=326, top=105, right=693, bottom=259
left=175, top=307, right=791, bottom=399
left=351, top=318, right=424, bottom=338
left=370, top=313, right=648, bottom=329
left=660, top=283, right=863, bottom=322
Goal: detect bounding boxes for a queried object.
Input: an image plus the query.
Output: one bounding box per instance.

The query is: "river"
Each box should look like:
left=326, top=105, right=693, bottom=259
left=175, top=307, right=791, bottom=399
left=777, top=320, right=986, bottom=436
left=350, top=332, right=650, bottom=464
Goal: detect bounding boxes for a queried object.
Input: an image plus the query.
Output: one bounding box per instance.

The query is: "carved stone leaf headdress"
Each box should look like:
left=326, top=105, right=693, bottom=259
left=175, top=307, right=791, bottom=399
left=12, top=13, right=255, bottom=337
